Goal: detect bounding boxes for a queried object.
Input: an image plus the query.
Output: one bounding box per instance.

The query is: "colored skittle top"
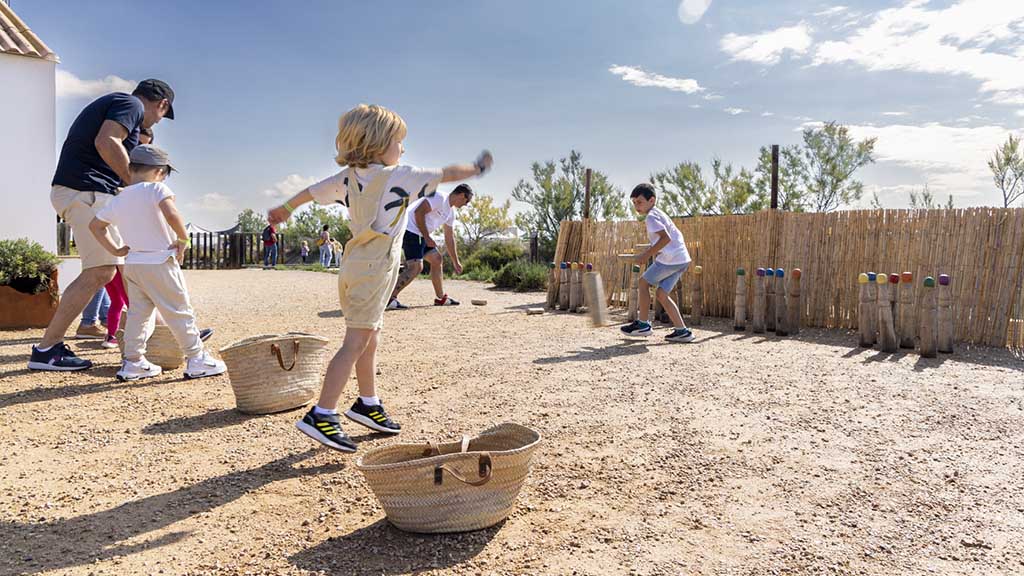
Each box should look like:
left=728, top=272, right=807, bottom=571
left=923, top=276, right=936, bottom=287
left=938, top=274, right=950, bottom=286
left=765, top=268, right=775, bottom=277
left=694, top=265, right=703, bottom=275
left=876, top=273, right=888, bottom=284
left=775, top=268, right=784, bottom=278
left=858, top=273, right=869, bottom=284
left=756, top=268, right=765, bottom=276
left=867, top=272, right=877, bottom=281
left=888, top=273, right=900, bottom=284
left=901, top=272, right=913, bottom=283
left=792, top=268, right=802, bottom=279
left=736, top=268, right=745, bottom=276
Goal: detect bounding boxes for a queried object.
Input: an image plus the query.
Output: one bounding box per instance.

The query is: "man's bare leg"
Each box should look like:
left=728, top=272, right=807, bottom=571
left=39, top=265, right=117, bottom=349
left=425, top=250, right=444, bottom=299
left=390, top=259, right=423, bottom=302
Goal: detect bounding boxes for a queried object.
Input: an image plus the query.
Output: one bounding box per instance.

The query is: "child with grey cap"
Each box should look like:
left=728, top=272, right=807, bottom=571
left=88, top=144, right=227, bottom=381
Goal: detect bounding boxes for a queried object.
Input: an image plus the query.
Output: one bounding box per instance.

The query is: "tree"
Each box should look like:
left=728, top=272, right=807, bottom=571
left=798, top=121, right=877, bottom=212
left=280, top=204, right=351, bottom=248
left=710, top=159, right=763, bottom=215
left=988, top=134, right=1024, bottom=208
left=909, top=183, right=954, bottom=209
left=236, top=208, right=267, bottom=233
left=512, top=150, right=626, bottom=259
left=650, top=159, right=762, bottom=217
left=457, top=194, right=513, bottom=254
left=753, top=145, right=805, bottom=211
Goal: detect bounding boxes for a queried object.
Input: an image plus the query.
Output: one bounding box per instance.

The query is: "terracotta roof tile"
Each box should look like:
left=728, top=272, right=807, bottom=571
left=0, top=2, right=58, bottom=62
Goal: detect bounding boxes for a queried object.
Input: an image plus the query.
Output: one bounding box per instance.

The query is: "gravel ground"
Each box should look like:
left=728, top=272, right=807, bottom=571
left=1, top=268, right=1023, bottom=576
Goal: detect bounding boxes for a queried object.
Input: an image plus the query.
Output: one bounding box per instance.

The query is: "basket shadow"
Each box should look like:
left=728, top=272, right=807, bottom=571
left=317, top=310, right=344, bottom=318
left=0, top=367, right=159, bottom=410
left=141, top=407, right=262, bottom=435
left=0, top=450, right=339, bottom=576
left=289, top=517, right=502, bottom=575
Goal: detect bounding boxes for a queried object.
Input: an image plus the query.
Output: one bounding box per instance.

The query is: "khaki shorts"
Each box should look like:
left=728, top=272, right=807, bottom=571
left=51, top=185, right=124, bottom=269
left=337, top=236, right=401, bottom=331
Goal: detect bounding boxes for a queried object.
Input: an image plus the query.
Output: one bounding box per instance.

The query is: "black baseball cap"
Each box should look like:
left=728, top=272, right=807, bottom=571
left=133, top=79, right=175, bottom=120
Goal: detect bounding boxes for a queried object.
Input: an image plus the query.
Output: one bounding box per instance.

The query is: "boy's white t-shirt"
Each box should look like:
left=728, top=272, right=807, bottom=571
left=645, top=206, right=690, bottom=266
left=94, top=181, right=177, bottom=265
left=406, top=191, right=455, bottom=238
left=308, top=164, right=443, bottom=238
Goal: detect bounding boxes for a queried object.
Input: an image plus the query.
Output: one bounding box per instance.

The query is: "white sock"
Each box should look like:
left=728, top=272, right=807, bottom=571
left=35, top=343, right=54, bottom=352
left=313, top=405, right=337, bottom=416
left=360, top=395, right=380, bottom=406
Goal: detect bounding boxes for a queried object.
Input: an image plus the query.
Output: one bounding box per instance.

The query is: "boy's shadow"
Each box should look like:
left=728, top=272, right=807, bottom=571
left=533, top=339, right=656, bottom=364
left=1, top=450, right=342, bottom=576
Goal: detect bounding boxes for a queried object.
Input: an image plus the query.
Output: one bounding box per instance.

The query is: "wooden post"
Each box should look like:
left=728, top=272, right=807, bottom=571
left=628, top=264, right=640, bottom=321
left=774, top=268, right=788, bottom=336
left=734, top=268, right=747, bottom=331
left=770, top=144, right=779, bottom=210
left=876, top=273, right=898, bottom=352
left=569, top=263, right=581, bottom=313
left=919, top=277, right=937, bottom=358
left=582, top=263, right=592, bottom=308
left=858, top=273, right=875, bottom=348
left=899, top=272, right=915, bottom=348
left=583, top=271, right=609, bottom=327
left=559, top=262, right=570, bottom=311
left=866, top=272, right=878, bottom=343
left=546, top=262, right=559, bottom=309
left=583, top=168, right=592, bottom=220
left=938, top=274, right=953, bottom=353
left=787, top=268, right=801, bottom=336
left=691, top=265, right=703, bottom=326
left=888, top=273, right=900, bottom=339
left=765, top=267, right=776, bottom=332
left=752, top=268, right=766, bottom=333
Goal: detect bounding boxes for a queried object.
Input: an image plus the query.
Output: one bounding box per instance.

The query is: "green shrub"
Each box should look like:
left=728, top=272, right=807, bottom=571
left=460, top=263, right=495, bottom=282
left=493, top=260, right=548, bottom=292
left=463, top=241, right=524, bottom=273
left=0, top=238, right=60, bottom=294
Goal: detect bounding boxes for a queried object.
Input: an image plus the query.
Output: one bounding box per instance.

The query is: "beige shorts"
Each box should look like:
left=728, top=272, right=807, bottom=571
left=337, top=236, right=401, bottom=331
left=51, top=185, right=124, bottom=269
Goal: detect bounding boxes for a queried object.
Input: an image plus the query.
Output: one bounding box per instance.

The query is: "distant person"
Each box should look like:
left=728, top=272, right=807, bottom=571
left=332, top=239, right=343, bottom=268
left=300, top=240, right=310, bottom=264
left=267, top=103, right=492, bottom=452
left=318, top=224, right=332, bottom=267
left=262, top=223, right=278, bottom=267
left=620, top=183, right=694, bottom=343
left=88, top=144, right=226, bottom=380
left=30, top=79, right=175, bottom=371
left=387, top=183, right=472, bottom=309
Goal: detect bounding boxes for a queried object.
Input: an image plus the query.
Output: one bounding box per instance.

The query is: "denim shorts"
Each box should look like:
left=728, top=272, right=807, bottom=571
left=642, top=260, right=689, bottom=292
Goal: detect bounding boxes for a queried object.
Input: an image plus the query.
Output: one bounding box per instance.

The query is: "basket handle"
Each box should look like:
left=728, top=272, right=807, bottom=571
left=270, top=340, right=300, bottom=371
left=421, top=435, right=471, bottom=457
left=434, top=453, right=492, bottom=487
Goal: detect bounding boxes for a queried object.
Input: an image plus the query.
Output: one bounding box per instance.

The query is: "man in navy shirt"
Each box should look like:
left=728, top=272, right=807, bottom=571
left=29, top=80, right=175, bottom=371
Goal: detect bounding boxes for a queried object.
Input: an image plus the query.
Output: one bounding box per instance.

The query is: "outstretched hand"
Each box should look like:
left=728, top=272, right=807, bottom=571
left=475, top=150, right=494, bottom=175
left=268, top=205, right=290, bottom=226
left=114, top=245, right=130, bottom=257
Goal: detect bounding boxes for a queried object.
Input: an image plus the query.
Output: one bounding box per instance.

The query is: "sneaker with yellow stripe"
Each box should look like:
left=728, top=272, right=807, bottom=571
left=345, top=398, right=401, bottom=434
left=296, top=408, right=357, bottom=452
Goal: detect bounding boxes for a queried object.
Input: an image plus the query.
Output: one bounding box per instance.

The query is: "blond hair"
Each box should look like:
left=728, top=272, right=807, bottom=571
left=334, top=104, right=407, bottom=168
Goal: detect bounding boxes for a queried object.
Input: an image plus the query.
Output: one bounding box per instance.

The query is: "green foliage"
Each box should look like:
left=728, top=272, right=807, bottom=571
left=462, top=241, right=524, bottom=274
left=281, top=204, right=351, bottom=248
left=512, top=150, right=626, bottom=260
left=493, top=260, right=548, bottom=292
left=798, top=121, right=876, bottom=212
left=754, top=145, right=805, bottom=211
left=650, top=158, right=762, bottom=216
left=235, top=208, right=267, bottom=233
left=0, top=238, right=60, bottom=293
left=988, top=133, right=1024, bottom=208
left=457, top=195, right=514, bottom=254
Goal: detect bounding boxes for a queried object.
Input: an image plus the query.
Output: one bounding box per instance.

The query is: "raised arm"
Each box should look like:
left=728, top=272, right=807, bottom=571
left=268, top=188, right=314, bottom=225
left=440, top=150, right=493, bottom=183
left=94, top=120, right=132, bottom=185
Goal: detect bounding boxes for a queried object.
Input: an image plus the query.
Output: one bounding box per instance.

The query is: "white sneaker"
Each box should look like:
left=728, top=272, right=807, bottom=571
left=184, top=350, right=227, bottom=380
left=117, top=358, right=162, bottom=381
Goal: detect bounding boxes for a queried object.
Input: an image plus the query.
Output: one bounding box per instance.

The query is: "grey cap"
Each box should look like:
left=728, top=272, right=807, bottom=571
left=129, top=144, right=177, bottom=172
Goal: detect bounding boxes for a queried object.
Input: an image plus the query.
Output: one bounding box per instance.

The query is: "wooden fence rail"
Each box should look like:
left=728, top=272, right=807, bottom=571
left=553, top=208, right=1024, bottom=350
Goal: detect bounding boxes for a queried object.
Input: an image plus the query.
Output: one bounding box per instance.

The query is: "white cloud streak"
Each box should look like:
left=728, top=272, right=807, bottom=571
left=56, top=70, right=135, bottom=100
left=677, top=0, right=713, bottom=25
left=263, top=174, right=318, bottom=200
left=609, top=65, right=704, bottom=94
left=720, top=22, right=813, bottom=65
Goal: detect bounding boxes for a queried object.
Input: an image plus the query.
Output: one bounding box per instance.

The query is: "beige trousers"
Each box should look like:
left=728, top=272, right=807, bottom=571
left=122, top=258, right=203, bottom=360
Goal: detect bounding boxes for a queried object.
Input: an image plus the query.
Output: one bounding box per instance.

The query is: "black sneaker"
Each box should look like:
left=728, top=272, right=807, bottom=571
left=295, top=408, right=357, bottom=453
left=28, top=342, right=93, bottom=371
left=665, top=327, right=695, bottom=343
left=345, top=399, right=401, bottom=434
left=385, top=298, right=408, bottom=311
left=199, top=328, right=214, bottom=342
left=620, top=320, right=652, bottom=336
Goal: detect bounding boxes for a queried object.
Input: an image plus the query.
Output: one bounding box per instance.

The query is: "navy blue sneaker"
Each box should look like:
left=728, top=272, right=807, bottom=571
left=199, top=328, right=214, bottom=342
left=665, top=327, right=695, bottom=343
left=296, top=408, right=357, bottom=453
left=28, top=342, right=93, bottom=371
left=620, top=320, right=652, bottom=336
left=345, top=399, right=401, bottom=434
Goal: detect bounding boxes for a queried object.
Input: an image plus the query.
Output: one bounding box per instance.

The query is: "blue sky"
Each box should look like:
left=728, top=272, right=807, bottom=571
left=16, top=0, right=1024, bottom=228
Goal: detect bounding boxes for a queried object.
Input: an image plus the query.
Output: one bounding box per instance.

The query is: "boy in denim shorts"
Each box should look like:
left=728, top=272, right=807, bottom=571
left=621, top=183, right=695, bottom=343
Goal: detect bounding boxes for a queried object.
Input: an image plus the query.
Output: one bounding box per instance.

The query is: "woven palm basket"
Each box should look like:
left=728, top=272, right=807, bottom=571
left=356, top=423, right=542, bottom=533
left=219, top=333, right=329, bottom=414
left=116, top=324, right=184, bottom=370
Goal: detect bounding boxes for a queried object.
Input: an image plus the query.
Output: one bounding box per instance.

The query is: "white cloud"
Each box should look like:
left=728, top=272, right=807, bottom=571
left=56, top=69, right=135, bottom=100
left=798, top=120, right=1011, bottom=201
left=814, top=6, right=848, bottom=17
left=720, top=22, right=813, bottom=66
left=186, top=193, right=236, bottom=213
left=882, top=111, right=908, bottom=116
left=608, top=65, right=703, bottom=94
left=762, top=111, right=775, bottom=117
left=1017, top=110, right=1024, bottom=117
left=812, top=0, right=1024, bottom=105
left=677, top=0, right=713, bottom=25
left=724, top=107, right=746, bottom=115
left=263, top=174, right=318, bottom=200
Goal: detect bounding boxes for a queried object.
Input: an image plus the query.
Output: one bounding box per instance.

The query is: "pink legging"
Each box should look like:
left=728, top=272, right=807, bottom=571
left=105, top=268, right=130, bottom=336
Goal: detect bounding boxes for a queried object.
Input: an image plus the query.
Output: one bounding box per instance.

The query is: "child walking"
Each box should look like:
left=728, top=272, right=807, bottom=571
left=88, top=144, right=227, bottom=380
left=268, top=103, right=491, bottom=452
left=620, top=183, right=695, bottom=343
left=100, top=269, right=129, bottom=349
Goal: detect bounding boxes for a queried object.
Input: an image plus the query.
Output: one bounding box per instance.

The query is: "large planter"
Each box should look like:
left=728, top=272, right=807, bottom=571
left=0, top=270, right=59, bottom=329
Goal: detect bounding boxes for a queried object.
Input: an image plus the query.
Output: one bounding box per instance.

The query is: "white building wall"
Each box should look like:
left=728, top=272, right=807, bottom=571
left=0, top=53, right=56, bottom=252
